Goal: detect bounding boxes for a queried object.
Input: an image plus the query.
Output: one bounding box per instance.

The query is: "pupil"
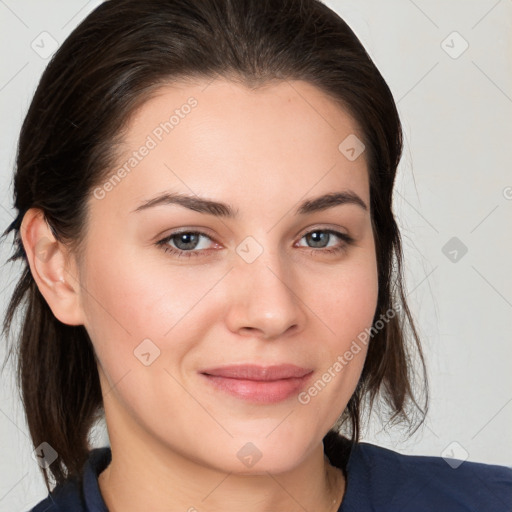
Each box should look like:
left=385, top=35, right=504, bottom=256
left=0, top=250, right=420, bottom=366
left=175, top=233, right=198, bottom=250
left=309, top=231, right=327, bottom=248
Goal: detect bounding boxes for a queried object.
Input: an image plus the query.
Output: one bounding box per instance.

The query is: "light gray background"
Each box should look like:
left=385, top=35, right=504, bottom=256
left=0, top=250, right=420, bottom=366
left=1, top=1, right=511, bottom=510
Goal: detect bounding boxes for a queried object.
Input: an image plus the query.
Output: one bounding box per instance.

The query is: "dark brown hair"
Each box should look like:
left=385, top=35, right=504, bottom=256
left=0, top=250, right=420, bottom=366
left=1, top=0, right=428, bottom=492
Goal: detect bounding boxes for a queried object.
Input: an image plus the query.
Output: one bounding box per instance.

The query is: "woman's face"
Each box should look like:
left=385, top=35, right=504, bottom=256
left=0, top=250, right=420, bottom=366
left=77, top=78, right=378, bottom=473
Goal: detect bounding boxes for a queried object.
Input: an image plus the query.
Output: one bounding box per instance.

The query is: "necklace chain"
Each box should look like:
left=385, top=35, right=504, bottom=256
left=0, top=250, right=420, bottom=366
left=326, top=459, right=345, bottom=512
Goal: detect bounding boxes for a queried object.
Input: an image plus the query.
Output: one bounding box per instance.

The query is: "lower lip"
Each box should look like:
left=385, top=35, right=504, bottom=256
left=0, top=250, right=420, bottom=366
left=201, top=373, right=313, bottom=404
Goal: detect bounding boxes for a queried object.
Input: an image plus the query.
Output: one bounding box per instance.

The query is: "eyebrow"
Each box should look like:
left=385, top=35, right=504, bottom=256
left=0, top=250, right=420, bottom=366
left=132, top=190, right=368, bottom=217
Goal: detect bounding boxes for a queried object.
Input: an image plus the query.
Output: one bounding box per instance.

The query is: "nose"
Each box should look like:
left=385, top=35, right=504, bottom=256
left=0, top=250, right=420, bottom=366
left=224, top=246, right=307, bottom=340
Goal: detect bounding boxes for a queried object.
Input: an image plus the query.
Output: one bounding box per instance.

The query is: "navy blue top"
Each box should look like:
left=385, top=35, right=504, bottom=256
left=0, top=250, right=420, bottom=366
left=30, top=433, right=512, bottom=511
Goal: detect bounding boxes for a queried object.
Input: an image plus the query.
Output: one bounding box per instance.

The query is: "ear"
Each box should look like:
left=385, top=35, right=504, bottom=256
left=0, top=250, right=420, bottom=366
left=20, top=208, right=85, bottom=326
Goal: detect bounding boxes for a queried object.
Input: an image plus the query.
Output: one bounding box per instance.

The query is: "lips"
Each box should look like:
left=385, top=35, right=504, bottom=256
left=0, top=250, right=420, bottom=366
left=200, top=364, right=312, bottom=380
left=199, top=364, right=313, bottom=403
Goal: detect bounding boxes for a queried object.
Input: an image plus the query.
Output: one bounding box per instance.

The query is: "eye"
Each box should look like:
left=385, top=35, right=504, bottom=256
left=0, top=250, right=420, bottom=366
left=156, top=228, right=355, bottom=259
left=296, top=229, right=354, bottom=256
left=156, top=230, right=217, bottom=258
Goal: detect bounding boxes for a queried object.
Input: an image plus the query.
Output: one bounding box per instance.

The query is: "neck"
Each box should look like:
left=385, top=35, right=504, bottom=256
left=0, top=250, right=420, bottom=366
left=98, top=434, right=345, bottom=512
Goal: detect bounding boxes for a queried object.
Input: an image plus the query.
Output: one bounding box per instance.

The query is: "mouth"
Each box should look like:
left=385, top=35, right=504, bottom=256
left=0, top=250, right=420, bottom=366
left=199, top=364, right=314, bottom=404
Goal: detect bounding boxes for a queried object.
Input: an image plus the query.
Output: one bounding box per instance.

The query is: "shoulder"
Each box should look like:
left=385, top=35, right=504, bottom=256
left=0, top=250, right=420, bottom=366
left=28, top=447, right=111, bottom=512
left=342, top=441, right=512, bottom=512
left=29, top=477, right=83, bottom=511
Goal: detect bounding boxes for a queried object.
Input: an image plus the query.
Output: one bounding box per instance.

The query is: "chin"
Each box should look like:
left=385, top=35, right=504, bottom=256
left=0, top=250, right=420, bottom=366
left=210, top=431, right=319, bottom=476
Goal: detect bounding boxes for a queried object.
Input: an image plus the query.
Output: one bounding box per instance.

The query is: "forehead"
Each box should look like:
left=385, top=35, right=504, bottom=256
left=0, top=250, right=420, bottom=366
left=95, top=78, right=369, bottom=216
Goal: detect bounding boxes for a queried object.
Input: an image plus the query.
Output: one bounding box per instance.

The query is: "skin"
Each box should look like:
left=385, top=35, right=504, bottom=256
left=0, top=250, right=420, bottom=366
left=21, top=78, right=379, bottom=512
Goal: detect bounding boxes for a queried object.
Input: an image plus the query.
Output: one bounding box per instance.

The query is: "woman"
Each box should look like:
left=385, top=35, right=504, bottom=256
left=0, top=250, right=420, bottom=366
left=2, top=0, right=510, bottom=511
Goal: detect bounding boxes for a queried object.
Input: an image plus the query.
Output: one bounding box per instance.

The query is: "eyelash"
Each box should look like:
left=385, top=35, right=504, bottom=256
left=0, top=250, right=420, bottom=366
left=155, top=228, right=355, bottom=259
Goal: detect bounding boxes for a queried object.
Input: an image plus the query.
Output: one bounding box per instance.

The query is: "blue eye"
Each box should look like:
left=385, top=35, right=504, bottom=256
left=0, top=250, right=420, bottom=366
left=298, top=230, right=353, bottom=252
left=156, top=229, right=354, bottom=259
left=166, top=232, right=204, bottom=251
left=156, top=231, right=213, bottom=258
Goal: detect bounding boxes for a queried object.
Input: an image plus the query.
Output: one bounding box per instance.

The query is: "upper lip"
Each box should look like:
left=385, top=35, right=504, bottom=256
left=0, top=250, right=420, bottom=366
left=200, top=364, right=313, bottom=381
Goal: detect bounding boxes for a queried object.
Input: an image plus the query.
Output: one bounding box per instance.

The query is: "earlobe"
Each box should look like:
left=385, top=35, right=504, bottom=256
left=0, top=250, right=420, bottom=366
left=20, top=208, right=85, bottom=326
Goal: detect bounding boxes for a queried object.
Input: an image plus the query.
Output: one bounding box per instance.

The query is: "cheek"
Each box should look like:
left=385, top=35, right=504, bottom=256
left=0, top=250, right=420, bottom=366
left=306, top=248, right=378, bottom=398
left=298, top=265, right=377, bottom=427
left=79, top=243, right=232, bottom=383
left=318, top=250, right=379, bottom=347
